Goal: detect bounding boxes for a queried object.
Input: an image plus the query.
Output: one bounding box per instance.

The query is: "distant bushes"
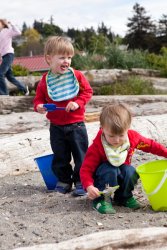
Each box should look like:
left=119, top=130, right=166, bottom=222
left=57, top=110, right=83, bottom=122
left=13, top=44, right=167, bottom=96
left=72, top=45, right=167, bottom=78
left=12, top=64, right=41, bottom=76
left=12, top=64, right=29, bottom=76
left=146, top=47, right=167, bottom=77
left=96, top=76, right=166, bottom=95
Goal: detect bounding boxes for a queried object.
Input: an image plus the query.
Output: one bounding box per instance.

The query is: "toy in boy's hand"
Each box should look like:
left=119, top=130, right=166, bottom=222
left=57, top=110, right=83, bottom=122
left=99, top=184, right=119, bottom=199
left=43, top=104, right=65, bottom=112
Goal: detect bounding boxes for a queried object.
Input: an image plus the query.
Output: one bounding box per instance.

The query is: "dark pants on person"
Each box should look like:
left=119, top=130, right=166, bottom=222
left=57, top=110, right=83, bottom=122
left=94, top=162, right=139, bottom=203
left=0, top=53, right=26, bottom=95
left=50, top=122, right=88, bottom=186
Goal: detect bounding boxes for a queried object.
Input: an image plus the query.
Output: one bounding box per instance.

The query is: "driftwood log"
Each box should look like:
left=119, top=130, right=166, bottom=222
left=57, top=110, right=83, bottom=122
left=1, top=95, right=167, bottom=115
left=6, top=68, right=165, bottom=93
left=0, top=115, right=167, bottom=178
left=13, top=227, right=167, bottom=250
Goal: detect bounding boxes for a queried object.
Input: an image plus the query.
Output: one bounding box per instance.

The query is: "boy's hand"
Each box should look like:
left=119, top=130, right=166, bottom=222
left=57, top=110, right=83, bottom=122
left=66, top=101, right=79, bottom=112
left=2, top=19, right=9, bottom=28
left=86, top=185, right=100, bottom=200
left=36, top=104, right=47, bottom=114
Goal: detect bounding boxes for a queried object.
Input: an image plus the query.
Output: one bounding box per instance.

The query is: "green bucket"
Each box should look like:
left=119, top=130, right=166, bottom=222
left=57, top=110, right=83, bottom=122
left=136, top=160, right=167, bottom=211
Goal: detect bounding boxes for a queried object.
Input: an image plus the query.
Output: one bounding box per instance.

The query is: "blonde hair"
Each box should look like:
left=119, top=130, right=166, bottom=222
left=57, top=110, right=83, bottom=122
left=100, top=103, right=132, bottom=134
left=44, top=36, right=74, bottom=58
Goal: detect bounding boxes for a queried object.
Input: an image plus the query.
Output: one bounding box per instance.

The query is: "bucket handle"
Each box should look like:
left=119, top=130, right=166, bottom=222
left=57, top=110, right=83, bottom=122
left=146, top=170, right=167, bottom=196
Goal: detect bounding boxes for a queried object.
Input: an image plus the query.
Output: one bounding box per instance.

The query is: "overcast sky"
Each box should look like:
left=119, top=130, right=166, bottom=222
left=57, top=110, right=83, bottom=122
left=0, top=0, right=167, bottom=36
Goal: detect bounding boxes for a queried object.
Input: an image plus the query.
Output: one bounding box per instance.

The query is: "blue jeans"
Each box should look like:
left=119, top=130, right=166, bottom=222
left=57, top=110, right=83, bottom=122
left=94, top=162, right=139, bottom=202
left=50, top=122, right=88, bottom=185
left=0, top=53, right=26, bottom=95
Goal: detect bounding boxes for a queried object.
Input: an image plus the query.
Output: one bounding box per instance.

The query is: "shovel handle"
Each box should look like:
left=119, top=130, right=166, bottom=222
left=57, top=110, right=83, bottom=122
left=43, top=104, right=65, bottom=111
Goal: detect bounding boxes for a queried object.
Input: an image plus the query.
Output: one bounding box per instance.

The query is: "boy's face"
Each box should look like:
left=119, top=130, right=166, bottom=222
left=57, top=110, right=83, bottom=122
left=46, top=54, right=73, bottom=74
left=102, top=126, right=128, bottom=148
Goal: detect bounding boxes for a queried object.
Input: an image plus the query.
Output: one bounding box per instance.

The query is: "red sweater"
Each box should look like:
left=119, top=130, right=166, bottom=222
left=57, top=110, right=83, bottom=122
left=33, top=69, right=93, bottom=125
left=80, top=129, right=167, bottom=189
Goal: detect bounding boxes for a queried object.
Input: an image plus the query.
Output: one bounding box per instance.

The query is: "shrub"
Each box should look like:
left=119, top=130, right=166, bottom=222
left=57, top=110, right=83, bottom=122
left=146, top=48, right=167, bottom=76
left=104, top=46, right=151, bottom=70
left=12, top=64, right=29, bottom=76
left=98, top=76, right=158, bottom=95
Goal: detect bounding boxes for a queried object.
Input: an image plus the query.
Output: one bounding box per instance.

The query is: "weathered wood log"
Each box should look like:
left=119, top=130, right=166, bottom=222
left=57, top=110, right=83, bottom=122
left=7, top=68, right=162, bottom=92
left=13, top=227, right=167, bottom=250
left=0, top=115, right=167, bottom=178
left=1, top=95, right=167, bottom=114
left=7, top=75, right=41, bottom=91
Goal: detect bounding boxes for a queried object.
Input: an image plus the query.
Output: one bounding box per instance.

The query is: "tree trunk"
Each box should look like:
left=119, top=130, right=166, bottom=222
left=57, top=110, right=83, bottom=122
left=0, top=115, right=167, bottom=178
left=1, top=95, right=167, bottom=114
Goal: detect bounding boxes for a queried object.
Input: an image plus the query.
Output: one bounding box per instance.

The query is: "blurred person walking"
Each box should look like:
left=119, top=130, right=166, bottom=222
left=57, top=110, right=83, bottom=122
left=0, top=19, right=29, bottom=95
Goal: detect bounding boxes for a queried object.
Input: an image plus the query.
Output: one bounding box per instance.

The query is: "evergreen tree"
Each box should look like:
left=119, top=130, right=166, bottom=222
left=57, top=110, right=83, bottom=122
left=33, top=20, right=63, bottom=37
left=22, top=22, right=28, bottom=34
left=124, top=3, right=156, bottom=51
left=158, top=14, right=167, bottom=37
left=98, top=22, right=113, bottom=42
left=33, top=20, right=44, bottom=34
left=156, top=14, right=167, bottom=49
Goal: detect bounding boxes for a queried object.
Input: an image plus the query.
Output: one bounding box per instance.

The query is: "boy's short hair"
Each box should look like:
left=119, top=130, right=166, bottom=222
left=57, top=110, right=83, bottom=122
left=100, top=103, right=132, bottom=134
left=44, top=36, right=74, bottom=57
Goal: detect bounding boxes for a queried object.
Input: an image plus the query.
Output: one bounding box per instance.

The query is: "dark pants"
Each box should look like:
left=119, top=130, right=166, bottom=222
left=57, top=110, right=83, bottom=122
left=94, top=162, right=139, bottom=202
left=50, top=122, right=88, bottom=185
left=0, top=53, right=26, bottom=95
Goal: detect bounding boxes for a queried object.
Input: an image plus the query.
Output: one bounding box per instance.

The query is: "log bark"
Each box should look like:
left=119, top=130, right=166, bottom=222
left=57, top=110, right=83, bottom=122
left=13, top=227, right=167, bottom=250
left=6, top=68, right=162, bottom=92
left=0, top=115, right=167, bottom=178
left=1, top=95, right=167, bottom=114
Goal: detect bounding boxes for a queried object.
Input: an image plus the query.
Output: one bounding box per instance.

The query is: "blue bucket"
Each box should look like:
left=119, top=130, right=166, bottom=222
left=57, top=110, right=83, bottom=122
left=34, top=154, right=58, bottom=190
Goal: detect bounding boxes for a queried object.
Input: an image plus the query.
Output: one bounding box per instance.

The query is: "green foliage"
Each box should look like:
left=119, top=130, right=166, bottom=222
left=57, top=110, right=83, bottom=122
left=146, top=47, right=167, bottom=76
left=12, top=64, right=29, bottom=76
left=98, top=76, right=158, bottom=95
left=71, top=46, right=155, bottom=71
left=104, top=45, right=150, bottom=69
left=97, top=22, right=113, bottom=42
left=124, top=3, right=156, bottom=51
left=20, top=14, right=167, bottom=57
left=88, top=34, right=111, bottom=54
left=71, top=54, right=92, bottom=70
left=71, top=53, right=106, bottom=70
left=105, top=45, right=126, bottom=68
left=31, top=72, right=42, bottom=76
left=33, top=20, right=63, bottom=37
left=124, top=49, right=150, bottom=69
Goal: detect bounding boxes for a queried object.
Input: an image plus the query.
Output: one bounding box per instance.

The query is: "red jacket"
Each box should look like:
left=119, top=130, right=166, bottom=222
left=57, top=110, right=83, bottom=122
left=33, top=69, right=93, bottom=125
left=80, top=129, right=167, bottom=189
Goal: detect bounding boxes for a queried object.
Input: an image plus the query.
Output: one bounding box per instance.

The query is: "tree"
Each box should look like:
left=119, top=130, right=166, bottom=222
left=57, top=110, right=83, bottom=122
left=33, top=20, right=44, bottom=35
left=22, top=22, right=28, bottom=34
left=158, top=14, right=167, bottom=37
left=41, top=23, right=63, bottom=37
left=67, top=28, right=77, bottom=40
left=24, top=28, right=41, bottom=42
left=97, top=22, right=113, bottom=42
left=83, top=27, right=96, bottom=52
left=21, top=28, right=43, bottom=56
left=156, top=15, right=167, bottom=50
left=33, top=20, right=63, bottom=37
left=124, top=3, right=156, bottom=51
left=88, top=34, right=111, bottom=54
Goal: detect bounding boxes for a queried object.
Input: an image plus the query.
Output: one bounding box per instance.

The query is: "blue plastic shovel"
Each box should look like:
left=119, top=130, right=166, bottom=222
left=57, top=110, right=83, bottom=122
left=43, top=103, right=65, bottom=111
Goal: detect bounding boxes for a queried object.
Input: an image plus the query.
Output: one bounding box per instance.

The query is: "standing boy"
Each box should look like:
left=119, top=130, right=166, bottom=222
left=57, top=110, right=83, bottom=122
left=80, top=103, right=167, bottom=213
left=34, top=36, right=93, bottom=196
